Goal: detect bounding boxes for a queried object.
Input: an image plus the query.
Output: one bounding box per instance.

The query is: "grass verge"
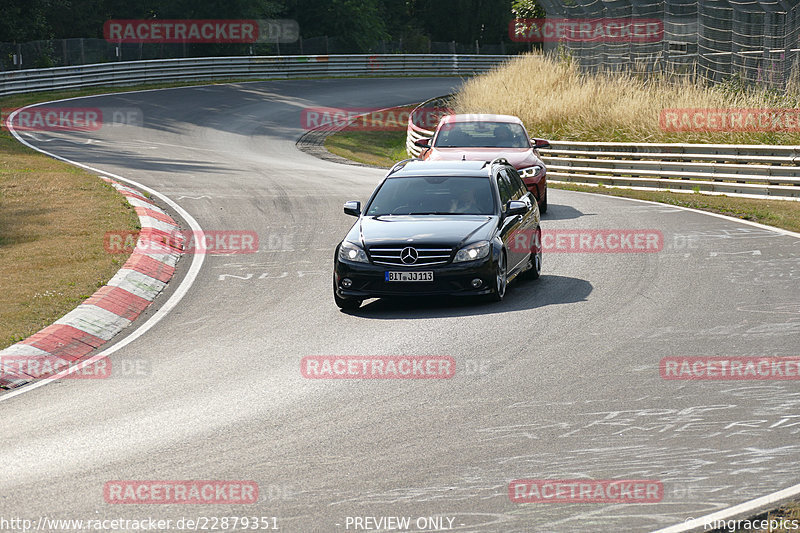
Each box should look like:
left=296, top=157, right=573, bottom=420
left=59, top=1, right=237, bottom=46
left=325, top=130, right=408, bottom=167
left=712, top=503, right=800, bottom=532
left=0, top=101, right=140, bottom=349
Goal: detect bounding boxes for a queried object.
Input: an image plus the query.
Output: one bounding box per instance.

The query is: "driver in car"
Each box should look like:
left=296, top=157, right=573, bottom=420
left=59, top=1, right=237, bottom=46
left=450, top=187, right=479, bottom=213
left=493, top=125, right=514, bottom=147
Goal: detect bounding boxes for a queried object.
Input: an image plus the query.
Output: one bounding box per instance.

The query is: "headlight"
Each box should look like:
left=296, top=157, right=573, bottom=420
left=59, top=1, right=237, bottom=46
left=453, top=241, right=491, bottom=263
left=338, top=241, right=369, bottom=263
left=519, top=165, right=544, bottom=179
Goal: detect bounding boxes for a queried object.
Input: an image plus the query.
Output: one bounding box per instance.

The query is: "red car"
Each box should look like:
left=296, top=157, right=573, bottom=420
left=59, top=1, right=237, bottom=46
left=415, top=114, right=550, bottom=213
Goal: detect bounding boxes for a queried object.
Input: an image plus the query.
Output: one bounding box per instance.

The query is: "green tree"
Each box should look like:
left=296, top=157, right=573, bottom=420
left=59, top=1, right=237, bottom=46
left=286, top=0, right=388, bottom=52
left=512, top=0, right=545, bottom=19
left=0, top=0, right=69, bottom=42
left=405, top=0, right=514, bottom=45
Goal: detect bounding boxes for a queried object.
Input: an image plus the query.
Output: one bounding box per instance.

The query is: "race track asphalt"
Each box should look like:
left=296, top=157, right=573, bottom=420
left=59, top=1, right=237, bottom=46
left=2, top=77, right=800, bottom=532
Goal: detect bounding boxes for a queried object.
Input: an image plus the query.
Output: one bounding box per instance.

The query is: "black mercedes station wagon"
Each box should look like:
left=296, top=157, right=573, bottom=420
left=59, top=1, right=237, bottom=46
left=333, top=159, right=542, bottom=310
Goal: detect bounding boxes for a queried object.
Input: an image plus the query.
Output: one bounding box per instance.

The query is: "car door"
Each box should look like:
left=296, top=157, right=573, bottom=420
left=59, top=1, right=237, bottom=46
left=507, top=166, right=539, bottom=266
left=496, top=168, right=528, bottom=273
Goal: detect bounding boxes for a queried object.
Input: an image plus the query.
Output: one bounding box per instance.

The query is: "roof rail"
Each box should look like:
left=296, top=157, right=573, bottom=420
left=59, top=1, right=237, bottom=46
left=387, top=158, right=420, bottom=176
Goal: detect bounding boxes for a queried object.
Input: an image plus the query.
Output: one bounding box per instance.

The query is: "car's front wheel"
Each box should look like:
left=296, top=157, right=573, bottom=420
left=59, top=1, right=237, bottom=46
left=488, top=250, right=507, bottom=302
left=333, top=276, right=362, bottom=310
left=538, top=187, right=548, bottom=214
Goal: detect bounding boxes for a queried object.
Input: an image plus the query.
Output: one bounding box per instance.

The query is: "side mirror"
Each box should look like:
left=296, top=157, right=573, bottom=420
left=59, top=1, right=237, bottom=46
left=506, top=200, right=528, bottom=217
left=414, top=138, right=431, bottom=148
left=343, top=201, right=361, bottom=217
left=532, top=138, right=551, bottom=149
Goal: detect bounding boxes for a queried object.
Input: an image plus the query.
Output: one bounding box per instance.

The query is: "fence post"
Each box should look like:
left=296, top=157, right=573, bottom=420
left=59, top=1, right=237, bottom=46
left=784, top=7, right=795, bottom=89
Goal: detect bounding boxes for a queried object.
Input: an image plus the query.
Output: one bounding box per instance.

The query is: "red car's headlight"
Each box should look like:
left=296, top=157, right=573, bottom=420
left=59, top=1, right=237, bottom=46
left=519, top=165, right=545, bottom=179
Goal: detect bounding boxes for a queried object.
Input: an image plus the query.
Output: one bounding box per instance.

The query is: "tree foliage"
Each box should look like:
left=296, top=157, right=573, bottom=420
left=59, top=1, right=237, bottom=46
left=1, top=0, right=544, bottom=52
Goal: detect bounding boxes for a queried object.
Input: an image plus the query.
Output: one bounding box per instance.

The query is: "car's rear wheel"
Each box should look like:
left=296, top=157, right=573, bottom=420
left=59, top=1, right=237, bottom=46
left=524, top=227, right=542, bottom=280
left=488, top=250, right=507, bottom=302
left=333, top=277, right=362, bottom=310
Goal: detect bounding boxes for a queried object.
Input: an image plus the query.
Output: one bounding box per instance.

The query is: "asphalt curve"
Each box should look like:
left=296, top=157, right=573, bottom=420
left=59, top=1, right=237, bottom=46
left=3, top=78, right=800, bottom=533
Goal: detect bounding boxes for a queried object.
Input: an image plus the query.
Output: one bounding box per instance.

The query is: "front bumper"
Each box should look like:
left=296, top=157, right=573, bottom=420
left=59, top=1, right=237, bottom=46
left=334, top=256, right=496, bottom=299
left=522, top=174, right=546, bottom=199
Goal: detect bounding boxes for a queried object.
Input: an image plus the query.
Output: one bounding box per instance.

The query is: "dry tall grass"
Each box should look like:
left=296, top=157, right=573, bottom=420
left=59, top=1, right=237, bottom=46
left=453, top=53, right=800, bottom=144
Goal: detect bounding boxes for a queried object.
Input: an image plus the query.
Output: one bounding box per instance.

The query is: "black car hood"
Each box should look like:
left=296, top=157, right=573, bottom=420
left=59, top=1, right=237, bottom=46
left=350, top=215, right=497, bottom=248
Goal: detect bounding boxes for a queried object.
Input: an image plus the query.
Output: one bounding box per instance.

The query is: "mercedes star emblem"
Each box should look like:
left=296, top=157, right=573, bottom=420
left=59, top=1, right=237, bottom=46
left=400, top=247, right=419, bottom=264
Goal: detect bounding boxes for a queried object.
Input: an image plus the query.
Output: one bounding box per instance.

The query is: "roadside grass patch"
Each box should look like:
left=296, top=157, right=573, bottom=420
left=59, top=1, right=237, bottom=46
left=325, top=130, right=408, bottom=167
left=0, top=109, right=139, bottom=349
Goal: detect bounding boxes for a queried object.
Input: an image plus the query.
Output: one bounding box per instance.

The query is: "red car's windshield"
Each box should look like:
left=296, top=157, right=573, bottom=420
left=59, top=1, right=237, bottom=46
left=434, top=121, right=530, bottom=149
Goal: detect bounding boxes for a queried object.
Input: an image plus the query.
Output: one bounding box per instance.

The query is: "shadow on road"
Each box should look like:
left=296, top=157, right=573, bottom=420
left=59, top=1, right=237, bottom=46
left=541, top=203, right=593, bottom=221
left=348, top=274, right=593, bottom=319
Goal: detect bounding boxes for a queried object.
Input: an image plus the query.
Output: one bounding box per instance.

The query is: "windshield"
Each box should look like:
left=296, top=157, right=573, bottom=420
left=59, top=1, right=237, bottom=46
left=366, top=176, right=495, bottom=216
left=433, top=121, right=530, bottom=148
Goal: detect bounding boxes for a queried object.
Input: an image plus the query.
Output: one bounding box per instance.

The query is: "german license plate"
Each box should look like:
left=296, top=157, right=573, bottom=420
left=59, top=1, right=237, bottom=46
left=385, top=271, right=433, bottom=282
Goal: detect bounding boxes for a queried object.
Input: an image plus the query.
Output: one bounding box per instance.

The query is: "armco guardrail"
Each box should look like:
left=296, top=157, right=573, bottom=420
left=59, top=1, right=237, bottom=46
left=406, top=95, right=450, bottom=157
left=0, top=54, right=509, bottom=98
left=406, top=101, right=800, bottom=199
left=540, top=141, right=800, bottom=198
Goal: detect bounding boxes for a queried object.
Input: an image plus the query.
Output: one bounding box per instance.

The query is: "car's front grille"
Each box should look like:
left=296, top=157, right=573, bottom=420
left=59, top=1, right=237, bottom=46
left=369, top=246, right=453, bottom=267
